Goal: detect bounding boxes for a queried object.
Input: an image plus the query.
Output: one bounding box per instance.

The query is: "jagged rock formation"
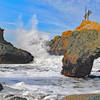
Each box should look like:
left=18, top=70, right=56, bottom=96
left=62, top=94, right=100, bottom=100
left=61, top=20, right=100, bottom=77
left=48, top=20, right=100, bottom=56
left=47, top=31, right=72, bottom=55
left=74, top=20, right=100, bottom=32
left=0, top=28, right=33, bottom=64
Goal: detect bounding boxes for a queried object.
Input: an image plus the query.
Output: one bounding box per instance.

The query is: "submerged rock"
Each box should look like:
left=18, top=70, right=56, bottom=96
left=0, top=28, right=33, bottom=64
left=62, top=94, right=100, bottom=100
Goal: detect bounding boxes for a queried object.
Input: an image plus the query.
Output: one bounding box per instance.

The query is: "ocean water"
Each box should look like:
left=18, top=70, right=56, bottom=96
left=1, top=26, right=100, bottom=100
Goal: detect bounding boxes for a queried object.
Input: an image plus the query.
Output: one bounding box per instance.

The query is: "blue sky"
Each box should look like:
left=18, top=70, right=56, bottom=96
left=0, top=0, right=100, bottom=42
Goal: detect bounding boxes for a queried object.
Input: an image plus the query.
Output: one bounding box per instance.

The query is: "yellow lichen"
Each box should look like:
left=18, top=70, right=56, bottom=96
left=53, top=35, right=60, bottom=41
left=74, top=20, right=100, bottom=33
left=61, top=30, right=72, bottom=37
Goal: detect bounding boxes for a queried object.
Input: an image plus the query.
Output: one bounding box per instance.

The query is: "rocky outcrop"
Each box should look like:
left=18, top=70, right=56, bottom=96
left=61, top=20, right=100, bottom=77
left=62, top=94, right=100, bottom=100
left=62, top=30, right=100, bottom=77
left=47, top=31, right=72, bottom=55
left=74, top=20, right=100, bottom=32
left=0, top=28, right=33, bottom=64
left=48, top=20, right=100, bottom=56
left=48, top=20, right=100, bottom=77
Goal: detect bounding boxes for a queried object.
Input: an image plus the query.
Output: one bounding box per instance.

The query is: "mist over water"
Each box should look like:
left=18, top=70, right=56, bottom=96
left=15, top=15, right=50, bottom=57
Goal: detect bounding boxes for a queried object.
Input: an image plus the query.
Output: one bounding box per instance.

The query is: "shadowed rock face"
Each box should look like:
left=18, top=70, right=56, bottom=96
left=47, top=36, right=68, bottom=55
left=0, top=28, right=33, bottom=64
left=62, top=30, right=100, bottom=77
left=47, top=31, right=72, bottom=55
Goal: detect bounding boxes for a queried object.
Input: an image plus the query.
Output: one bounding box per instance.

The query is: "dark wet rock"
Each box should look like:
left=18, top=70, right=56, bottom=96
left=0, top=28, right=33, bottom=64
left=62, top=30, right=100, bottom=78
left=62, top=94, right=100, bottom=100
left=88, top=75, right=100, bottom=79
left=0, top=83, right=3, bottom=91
left=97, top=70, right=100, bottom=72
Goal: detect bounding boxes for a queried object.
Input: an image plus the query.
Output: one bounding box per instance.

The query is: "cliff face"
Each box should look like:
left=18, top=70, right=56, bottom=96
left=0, top=28, right=33, bottom=64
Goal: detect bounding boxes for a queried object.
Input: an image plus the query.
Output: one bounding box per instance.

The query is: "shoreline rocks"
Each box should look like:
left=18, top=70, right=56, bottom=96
left=62, top=94, right=100, bottom=100
left=48, top=20, right=100, bottom=78
left=0, top=28, right=33, bottom=64
left=47, top=31, right=72, bottom=55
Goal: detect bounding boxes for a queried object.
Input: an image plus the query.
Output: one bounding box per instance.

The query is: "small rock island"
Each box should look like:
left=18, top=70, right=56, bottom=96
left=0, top=28, right=33, bottom=64
left=48, top=20, right=100, bottom=78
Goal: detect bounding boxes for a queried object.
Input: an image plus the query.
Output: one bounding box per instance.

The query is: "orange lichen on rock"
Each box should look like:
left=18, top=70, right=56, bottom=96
left=61, top=30, right=72, bottom=37
left=74, top=20, right=100, bottom=32
left=53, top=35, right=60, bottom=41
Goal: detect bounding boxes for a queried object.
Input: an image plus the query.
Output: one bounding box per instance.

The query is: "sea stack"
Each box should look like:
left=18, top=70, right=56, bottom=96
left=0, top=28, right=34, bottom=64
left=61, top=20, right=100, bottom=77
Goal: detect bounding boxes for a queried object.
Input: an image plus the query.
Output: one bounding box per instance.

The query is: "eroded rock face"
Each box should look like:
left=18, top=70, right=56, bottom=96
left=0, top=28, right=33, bottom=64
left=47, top=31, right=72, bottom=55
left=47, top=36, right=68, bottom=55
left=62, top=30, right=100, bottom=77
left=48, top=20, right=100, bottom=56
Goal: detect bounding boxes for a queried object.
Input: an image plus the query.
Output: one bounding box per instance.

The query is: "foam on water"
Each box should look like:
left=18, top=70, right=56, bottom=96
left=0, top=15, right=100, bottom=100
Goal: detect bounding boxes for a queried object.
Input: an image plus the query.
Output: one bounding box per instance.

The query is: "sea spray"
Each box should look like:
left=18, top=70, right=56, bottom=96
left=1, top=15, right=100, bottom=100
left=11, top=15, right=54, bottom=65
